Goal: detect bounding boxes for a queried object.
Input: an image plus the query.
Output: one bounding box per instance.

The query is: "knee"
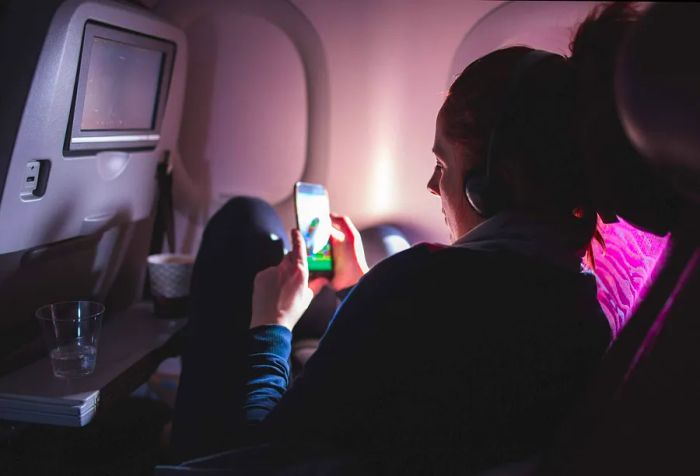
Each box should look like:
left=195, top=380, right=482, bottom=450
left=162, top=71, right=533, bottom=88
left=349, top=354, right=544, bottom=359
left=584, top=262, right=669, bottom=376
left=206, top=196, right=282, bottom=238
left=215, top=196, right=273, bottom=225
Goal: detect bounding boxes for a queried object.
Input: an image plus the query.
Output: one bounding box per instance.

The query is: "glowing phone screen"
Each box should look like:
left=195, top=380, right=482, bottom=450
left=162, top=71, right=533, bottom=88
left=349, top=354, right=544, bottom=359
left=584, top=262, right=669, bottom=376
left=295, top=183, right=333, bottom=273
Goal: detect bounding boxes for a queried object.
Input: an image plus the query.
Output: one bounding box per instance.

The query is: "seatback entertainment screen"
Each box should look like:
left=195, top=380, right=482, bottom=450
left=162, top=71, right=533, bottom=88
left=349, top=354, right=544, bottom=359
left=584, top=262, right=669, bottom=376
left=81, top=37, right=163, bottom=131
left=67, top=22, right=175, bottom=152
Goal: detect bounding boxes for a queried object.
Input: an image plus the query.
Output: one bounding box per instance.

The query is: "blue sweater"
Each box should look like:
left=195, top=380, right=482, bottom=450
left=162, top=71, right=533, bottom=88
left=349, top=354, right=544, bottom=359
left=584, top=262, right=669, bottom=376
left=242, top=244, right=610, bottom=472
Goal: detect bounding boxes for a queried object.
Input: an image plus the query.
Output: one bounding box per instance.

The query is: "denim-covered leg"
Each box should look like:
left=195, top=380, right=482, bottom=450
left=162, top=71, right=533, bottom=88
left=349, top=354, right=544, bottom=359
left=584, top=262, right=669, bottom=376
left=170, top=197, right=288, bottom=462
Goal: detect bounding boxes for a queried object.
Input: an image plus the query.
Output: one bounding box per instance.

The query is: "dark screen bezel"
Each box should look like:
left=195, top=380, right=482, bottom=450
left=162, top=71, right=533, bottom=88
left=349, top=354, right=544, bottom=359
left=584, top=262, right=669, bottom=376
left=65, top=21, right=176, bottom=154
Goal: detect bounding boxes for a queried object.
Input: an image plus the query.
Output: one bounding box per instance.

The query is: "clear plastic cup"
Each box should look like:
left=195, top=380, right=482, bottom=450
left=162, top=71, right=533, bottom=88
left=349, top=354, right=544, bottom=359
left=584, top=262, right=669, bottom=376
left=35, top=301, right=105, bottom=378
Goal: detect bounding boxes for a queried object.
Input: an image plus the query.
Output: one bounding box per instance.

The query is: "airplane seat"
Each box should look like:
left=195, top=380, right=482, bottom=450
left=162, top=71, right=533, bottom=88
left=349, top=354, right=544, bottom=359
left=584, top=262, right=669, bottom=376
left=534, top=3, right=700, bottom=475
left=359, top=224, right=412, bottom=269
left=0, top=0, right=186, bottom=375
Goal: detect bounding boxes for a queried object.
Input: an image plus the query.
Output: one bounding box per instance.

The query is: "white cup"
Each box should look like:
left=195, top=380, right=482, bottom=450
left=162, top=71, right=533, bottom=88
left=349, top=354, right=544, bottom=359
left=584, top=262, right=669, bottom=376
left=147, top=254, right=195, bottom=318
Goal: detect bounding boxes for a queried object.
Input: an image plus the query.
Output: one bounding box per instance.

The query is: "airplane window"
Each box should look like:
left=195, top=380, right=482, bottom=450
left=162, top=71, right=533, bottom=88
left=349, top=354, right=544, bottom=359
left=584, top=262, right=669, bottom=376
left=449, top=2, right=599, bottom=84
left=161, top=5, right=307, bottom=207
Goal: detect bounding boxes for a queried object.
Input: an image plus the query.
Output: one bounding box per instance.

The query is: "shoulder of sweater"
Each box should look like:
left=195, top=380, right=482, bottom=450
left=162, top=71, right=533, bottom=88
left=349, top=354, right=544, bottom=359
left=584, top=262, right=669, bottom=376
left=364, top=242, right=521, bottom=278
left=355, top=243, right=493, bottom=295
left=359, top=242, right=590, bottom=297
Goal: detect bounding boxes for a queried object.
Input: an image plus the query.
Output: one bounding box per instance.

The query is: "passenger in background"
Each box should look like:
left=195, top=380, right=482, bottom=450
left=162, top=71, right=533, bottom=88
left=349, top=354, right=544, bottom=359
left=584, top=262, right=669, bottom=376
left=169, top=3, right=639, bottom=474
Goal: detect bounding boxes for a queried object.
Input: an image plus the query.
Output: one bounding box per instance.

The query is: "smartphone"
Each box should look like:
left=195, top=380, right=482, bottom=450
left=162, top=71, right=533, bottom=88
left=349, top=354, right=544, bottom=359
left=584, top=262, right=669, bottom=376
left=294, top=181, right=334, bottom=278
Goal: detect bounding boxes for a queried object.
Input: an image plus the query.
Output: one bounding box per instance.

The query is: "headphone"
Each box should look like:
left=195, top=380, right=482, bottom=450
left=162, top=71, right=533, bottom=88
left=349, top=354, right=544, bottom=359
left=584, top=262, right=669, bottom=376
left=464, top=50, right=559, bottom=217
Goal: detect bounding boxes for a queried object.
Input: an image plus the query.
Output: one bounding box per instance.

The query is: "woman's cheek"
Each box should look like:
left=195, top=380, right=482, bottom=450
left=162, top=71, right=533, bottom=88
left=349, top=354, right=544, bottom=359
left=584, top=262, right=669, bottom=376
left=441, top=172, right=460, bottom=196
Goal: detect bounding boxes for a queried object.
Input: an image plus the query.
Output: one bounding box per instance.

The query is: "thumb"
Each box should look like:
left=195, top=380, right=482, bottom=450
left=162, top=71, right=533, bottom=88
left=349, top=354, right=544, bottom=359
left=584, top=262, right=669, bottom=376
left=290, top=228, right=309, bottom=281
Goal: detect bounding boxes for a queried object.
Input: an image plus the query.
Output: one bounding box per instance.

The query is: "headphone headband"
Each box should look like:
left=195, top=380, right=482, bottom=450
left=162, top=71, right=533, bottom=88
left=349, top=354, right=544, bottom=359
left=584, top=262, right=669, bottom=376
left=484, top=50, right=557, bottom=182
left=465, top=49, right=559, bottom=216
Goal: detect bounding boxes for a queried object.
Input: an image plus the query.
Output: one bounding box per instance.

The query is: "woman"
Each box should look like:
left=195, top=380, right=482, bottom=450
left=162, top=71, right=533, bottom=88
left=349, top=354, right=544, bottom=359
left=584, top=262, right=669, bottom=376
left=169, top=4, right=634, bottom=474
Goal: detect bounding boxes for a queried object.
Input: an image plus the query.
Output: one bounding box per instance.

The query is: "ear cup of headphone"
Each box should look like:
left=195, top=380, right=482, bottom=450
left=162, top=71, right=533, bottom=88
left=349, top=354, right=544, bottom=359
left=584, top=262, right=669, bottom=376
left=463, top=50, right=557, bottom=220
left=464, top=170, right=490, bottom=216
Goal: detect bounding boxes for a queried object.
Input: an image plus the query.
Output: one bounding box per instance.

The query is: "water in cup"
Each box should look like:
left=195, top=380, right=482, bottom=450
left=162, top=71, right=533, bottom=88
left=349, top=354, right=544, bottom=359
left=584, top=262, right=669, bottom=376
left=36, top=301, right=104, bottom=379
left=49, top=341, right=97, bottom=378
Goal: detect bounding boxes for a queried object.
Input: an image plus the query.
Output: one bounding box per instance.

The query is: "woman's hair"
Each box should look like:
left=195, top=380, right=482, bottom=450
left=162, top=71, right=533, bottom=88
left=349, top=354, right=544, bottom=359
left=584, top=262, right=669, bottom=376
left=442, top=2, right=678, bottom=256
left=443, top=46, right=583, bottom=218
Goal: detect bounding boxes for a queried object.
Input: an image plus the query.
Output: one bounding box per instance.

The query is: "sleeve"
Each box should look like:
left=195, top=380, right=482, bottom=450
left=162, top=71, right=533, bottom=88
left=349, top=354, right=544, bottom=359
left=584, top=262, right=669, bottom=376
left=243, top=325, right=293, bottom=424
left=237, top=245, right=435, bottom=446
left=238, top=283, right=415, bottom=444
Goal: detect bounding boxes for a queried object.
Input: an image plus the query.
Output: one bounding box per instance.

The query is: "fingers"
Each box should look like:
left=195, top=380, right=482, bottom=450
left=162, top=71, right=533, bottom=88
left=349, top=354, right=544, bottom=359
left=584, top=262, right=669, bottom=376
left=330, top=213, right=350, bottom=232
left=330, top=213, right=359, bottom=242
left=289, top=228, right=306, bottom=265
left=309, top=277, right=329, bottom=295
left=252, top=230, right=315, bottom=331
left=329, top=225, right=346, bottom=242
left=289, top=229, right=309, bottom=286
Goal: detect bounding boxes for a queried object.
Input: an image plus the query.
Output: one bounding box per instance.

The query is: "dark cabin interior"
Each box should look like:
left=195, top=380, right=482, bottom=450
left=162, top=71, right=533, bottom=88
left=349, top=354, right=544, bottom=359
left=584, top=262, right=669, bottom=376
left=0, top=1, right=698, bottom=475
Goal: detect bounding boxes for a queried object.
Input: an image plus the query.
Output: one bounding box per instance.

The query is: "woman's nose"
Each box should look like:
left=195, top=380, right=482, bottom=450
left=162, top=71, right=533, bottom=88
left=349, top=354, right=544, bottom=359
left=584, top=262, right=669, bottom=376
left=427, top=169, right=440, bottom=196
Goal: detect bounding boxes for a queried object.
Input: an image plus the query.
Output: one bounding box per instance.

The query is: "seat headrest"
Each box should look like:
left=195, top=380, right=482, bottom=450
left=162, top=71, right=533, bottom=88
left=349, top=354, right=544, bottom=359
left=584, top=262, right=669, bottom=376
left=616, top=3, right=700, bottom=206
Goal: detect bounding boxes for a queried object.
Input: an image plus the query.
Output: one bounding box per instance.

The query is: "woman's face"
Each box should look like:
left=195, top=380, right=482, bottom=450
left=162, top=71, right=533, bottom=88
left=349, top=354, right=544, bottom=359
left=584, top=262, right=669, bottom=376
left=427, top=107, right=485, bottom=242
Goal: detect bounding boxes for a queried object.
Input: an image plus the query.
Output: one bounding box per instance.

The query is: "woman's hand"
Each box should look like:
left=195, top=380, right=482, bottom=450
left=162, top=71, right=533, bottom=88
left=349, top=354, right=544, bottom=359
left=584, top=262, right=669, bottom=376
left=328, top=213, right=369, bottom=291
left=250, top=229, right=314, bottom=331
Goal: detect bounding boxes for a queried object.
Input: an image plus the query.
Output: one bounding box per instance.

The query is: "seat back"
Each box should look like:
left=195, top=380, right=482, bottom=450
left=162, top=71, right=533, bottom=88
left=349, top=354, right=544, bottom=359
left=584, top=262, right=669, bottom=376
left=536, top=4, right=700, bottom=474
left=589, top=219, right=669, bottom=336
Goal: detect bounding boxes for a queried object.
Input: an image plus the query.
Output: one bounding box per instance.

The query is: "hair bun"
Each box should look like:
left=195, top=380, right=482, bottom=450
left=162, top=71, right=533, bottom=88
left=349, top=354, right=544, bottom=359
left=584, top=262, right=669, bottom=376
left=570, top=3, right=644, bottom=57
left=570, top=3, right=643, bottom=77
